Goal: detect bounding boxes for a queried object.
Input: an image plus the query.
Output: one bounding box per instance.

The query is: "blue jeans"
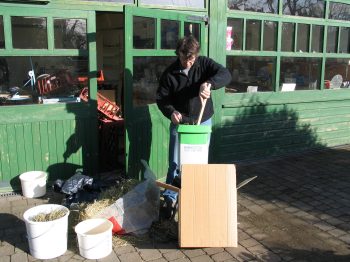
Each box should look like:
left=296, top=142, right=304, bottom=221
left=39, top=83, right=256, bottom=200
left=163, top=118, right=212, bottom=202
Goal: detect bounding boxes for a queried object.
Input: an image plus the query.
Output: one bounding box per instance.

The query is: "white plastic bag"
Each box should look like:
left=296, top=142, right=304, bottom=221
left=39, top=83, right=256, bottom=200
left=95, top=160, right=160, bottom=235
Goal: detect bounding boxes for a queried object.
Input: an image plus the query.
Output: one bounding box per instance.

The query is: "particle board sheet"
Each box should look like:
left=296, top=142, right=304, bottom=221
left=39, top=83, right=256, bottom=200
left=179, top=164, right=237, bottom=248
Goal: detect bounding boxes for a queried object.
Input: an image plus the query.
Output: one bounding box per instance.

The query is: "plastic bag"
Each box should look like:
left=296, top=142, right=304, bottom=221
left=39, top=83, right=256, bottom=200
left=60, top=170, right=93, bottom=195
left=95, top=160, right=160, bottom=235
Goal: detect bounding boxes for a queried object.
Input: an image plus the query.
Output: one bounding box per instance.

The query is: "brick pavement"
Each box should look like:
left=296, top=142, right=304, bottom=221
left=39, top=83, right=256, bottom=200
left=1, top=146, right=350, bottom=261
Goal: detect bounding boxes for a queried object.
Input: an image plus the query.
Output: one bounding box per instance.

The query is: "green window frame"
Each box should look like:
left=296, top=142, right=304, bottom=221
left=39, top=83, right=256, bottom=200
left=226, top=0, right=350, bottom=93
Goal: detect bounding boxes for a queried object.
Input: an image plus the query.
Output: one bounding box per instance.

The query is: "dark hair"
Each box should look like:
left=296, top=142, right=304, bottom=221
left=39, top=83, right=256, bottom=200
left=175, top=36, right=200, bottom=58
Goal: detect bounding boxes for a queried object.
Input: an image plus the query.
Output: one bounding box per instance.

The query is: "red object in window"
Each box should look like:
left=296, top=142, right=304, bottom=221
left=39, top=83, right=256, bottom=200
left=325, top=80, right=331, bottom=89
left=77, top=70, right=105, bottom=84
left=36, top=74, right=61, bottom=95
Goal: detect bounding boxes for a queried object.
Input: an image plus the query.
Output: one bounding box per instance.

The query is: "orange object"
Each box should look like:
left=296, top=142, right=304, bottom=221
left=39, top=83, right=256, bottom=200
left=36, top=74, right=61, bottom=95
left=77, top=70, right=105, bottom=84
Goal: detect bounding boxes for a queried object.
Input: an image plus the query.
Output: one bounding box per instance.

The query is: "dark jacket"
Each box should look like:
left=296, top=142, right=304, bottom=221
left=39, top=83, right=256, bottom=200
left=156, top=56, right=232, bottom=124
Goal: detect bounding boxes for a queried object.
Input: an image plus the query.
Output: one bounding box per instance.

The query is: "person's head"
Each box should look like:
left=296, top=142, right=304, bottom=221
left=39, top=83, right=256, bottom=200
left=175, top=36, right=200, bottom=69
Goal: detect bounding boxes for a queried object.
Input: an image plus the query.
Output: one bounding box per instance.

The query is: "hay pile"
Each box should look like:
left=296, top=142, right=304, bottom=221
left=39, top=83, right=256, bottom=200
left=30, top=209, right=67, bottom=222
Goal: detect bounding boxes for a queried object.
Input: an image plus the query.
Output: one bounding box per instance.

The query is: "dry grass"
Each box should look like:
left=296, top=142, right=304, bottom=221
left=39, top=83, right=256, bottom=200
left=30, top=209, right=67, bottom=222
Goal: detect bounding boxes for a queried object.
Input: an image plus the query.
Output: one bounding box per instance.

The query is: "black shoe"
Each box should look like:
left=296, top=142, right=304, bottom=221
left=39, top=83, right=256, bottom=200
left=160, top=197, right=175, bottom=220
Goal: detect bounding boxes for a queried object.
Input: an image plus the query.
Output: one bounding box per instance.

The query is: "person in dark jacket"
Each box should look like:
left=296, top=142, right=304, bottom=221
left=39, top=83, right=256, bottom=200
left=156, top=36, right=231, bottom=218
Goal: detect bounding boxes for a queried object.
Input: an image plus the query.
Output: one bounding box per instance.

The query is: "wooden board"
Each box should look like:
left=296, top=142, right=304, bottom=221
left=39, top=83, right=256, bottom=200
left=179, top=164, right=237, bottom=248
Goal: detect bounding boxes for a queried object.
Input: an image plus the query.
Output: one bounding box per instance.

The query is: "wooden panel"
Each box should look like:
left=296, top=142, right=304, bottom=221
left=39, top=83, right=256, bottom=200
left=179, top=164, right=237, bottom=248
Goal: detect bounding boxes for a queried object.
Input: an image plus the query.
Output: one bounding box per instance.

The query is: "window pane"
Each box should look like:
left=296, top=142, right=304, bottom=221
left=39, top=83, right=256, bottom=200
left=263, top=21, right=277, bottom=51
left=280, top=57, right=321, bottom=91
left=246, top=20, right=261, bottom=51
left=140, top=0, right=204, bottom=8
left=85, top=0, right=132, bottom=2
left=161, top=20, right=179, bottom=49
left=329, top=2, right=350, bottom=21
left=327, top=26, right=338, bottom=53
left=283, top=0, right=325, bottom=18
left=297, top=24, right=310, bottom=52
left=282, top=23, right=295, bottom=52
left=11, top=16, right=47, bottom=49
left=133, top=16, right=155, bottom=49
left=184, top=22, right=200, bottom=41
left=340, top=27, right=350, bottom=54
left=227, top=18, right=243, bottom=50
left=226, top=56, right=275, bottom=93
left=311, top=25, right=323, bottom=52
left=133, top=56, right=176, bottom=106
left=228, top=0, right=278, bottom=14
left=0, top=56, right=88, bottom=106
left=0, top=16, right=4, bottom=48
left=325, top=59, right=350, bottom=89
left=54, top=19, right=87, bottom=49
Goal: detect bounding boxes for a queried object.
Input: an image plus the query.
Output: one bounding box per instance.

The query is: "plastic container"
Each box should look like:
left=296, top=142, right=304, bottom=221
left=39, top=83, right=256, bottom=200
left=177, top=125, right=212, bottom=165
left=75, top=218, right=113, bottom=259
left=19, top=171, right=47, bottom=198
left=23, top=204, right=70, bottom=259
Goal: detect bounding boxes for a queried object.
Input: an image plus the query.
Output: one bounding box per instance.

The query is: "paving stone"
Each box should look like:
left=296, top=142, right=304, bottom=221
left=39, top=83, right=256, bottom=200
left=0, top=245, right=14, bottom=256
left=150, top=258, right=167, bottom=262
left=113, top=245, right=136, bottom=255
left=0, top=256, right=10, bottom=262
left=256, top=251, right=282, bottom=262
left=98, top=251, right=120, bottom=262
left=203, top=247, right=224, bottom=255
left=181, top=249, right=205, bottom=258
left=245, top=205, right=265, bottom=215
left=251, top=233, right=268, bottom=241
left=190, top=254, right=214, bottom=262
left=246, top=244, right=269, bottom=255
left=57, top=253, right=77, bottom=262
left=138, top=249, right=162, bottom=261
left=162, top=250, right=185, bottom=261
left=225, top=245, right=255, bottom=262
left=155, top=242, right=178, bottom=253
left=211, top=251, right=233, bottom=262
left=10, top=252, right=28, bottom=262
left=118, top=251, right=143, bottom=262
left=171, top=258, right=190, bottom=262
left=314, top=222, right=335, bottom=232
left=239, top=238, right=261, bottom=249
left=328, top=228, right=347, bottom=238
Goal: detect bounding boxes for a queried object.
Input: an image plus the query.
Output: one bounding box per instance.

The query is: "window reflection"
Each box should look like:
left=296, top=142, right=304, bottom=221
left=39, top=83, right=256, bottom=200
left=327, top=26, right=338, bottom=53
left=263, top=21, right=277, bottom=51
left=311, top=25, right=323, bottom=52
left=161, top=20, right=179, bottom=49
left=12, top=16, right=47, bottom=49
left=283, top=0, right=325, bottom=18
left=226, top=56, right=275, bottom=93
left=246, top=20, right=261, bottom=51
left=297, top=24, right=310, bottom=52
left=228, top=0, right=278, bottom=14
left=140, top=0, right=205, bottom=8
left=133, top=16, right=155, bottom=49
left=329, top=2, right=350, bottom=21
left=340, top=27, right=350, bottom=54
left=280, top=57, right=321, bottom=91
left=184, top=22, right=200, bottom=41
left=325, top=59, right=350, bottom=89
left=0, top=16, right=4, bottom=48
left=282, top=23, right=295, bottom=52
left=133, top=56, right=176, bottom=106
left=54, top=19, right=87, bottom=49
left=0, top=56, right=88, bottom=106
left=227, top=18, right=243, bottom=50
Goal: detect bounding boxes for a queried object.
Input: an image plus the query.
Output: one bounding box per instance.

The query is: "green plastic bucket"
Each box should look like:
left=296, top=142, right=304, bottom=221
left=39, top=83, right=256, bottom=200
left=177, top=125, right=212, bottom=165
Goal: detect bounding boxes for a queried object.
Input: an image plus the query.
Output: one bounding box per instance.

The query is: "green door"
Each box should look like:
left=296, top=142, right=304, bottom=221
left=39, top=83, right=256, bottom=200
left=124, top=6, right=207, bottom=179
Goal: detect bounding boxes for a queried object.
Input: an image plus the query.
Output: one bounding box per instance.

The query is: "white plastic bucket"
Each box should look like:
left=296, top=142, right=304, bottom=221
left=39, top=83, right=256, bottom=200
left=75, top=218, right=113, bottom=259
left=23, top=204, right=70, bottom=259
left=19, top=171, right=47, bottom=198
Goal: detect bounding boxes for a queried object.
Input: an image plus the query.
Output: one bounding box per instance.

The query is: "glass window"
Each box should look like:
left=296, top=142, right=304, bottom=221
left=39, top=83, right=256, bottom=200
left=263, top=21, right=277, bottom=51
left=228, top=0, right=278, bottom=14
left=329, top=2, right=350, bottom=21
left=133, top=56, right=176, bottom=106
left=282, top=23, right=295, bottom=52
left=54, top=19, right=87, bottom=49
left=226, top=56, right=275, bottom=93
left=161, top=20, right=179, bottom=49
left=133, top=16, right=155, bottom=49
left=184, top=22, right=200, bottom=41
left=297, top=24, right=310, bottom=52
left=227, top=18, right=243, bottom=50
left=0, top=56, right=88, bottom=106
left=246, top=20, right=261, bottom=51
left=340, top=27, right=350, bottom=54
left=140, top=0, right=205, bottom=8
left=311, top=25, right=323, bottom=53
left=280, top=57, right=321, bottom=91
left=283, top=0, right=325, bottom=18
left=11, top=16, right=47, bottom=49
left=325, top=59, right=350, bottom=89
left=84, top=0, right=132, bottom=2
left=0, top=16, right=4, bottom=48
left=327, top=26, right=338, bottom=53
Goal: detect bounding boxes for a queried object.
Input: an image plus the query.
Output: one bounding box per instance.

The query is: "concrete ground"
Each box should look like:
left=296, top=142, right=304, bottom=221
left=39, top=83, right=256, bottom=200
left=1, top=145, right=350, bottom=261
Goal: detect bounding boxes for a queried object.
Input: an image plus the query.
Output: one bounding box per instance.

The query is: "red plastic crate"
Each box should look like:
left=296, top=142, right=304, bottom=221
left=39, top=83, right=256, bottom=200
left=80, top=87, right=122, bottom=121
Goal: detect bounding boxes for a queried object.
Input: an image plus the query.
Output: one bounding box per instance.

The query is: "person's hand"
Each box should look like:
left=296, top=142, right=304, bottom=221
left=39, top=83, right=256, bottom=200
left=171, top=111, right=182, bottom=124
left=199, top=82, right=211, bottom=100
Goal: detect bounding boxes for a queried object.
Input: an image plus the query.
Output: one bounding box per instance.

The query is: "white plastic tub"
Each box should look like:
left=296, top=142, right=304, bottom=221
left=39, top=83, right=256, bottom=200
left=19, top=171, right=47, bottom=198
left=75, top=218, right=113, bottom=259
left=23, top=204, right=70, bottom=259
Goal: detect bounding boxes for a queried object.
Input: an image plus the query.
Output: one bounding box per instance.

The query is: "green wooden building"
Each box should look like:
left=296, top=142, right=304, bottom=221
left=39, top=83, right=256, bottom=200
left=0, top=0, right=349, bottom=192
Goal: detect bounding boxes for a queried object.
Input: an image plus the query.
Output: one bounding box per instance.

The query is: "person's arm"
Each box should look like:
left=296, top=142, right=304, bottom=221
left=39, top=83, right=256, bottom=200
left=156, top=74, right=176, bottom=120
left=202, top=57, right=232, bottom=90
